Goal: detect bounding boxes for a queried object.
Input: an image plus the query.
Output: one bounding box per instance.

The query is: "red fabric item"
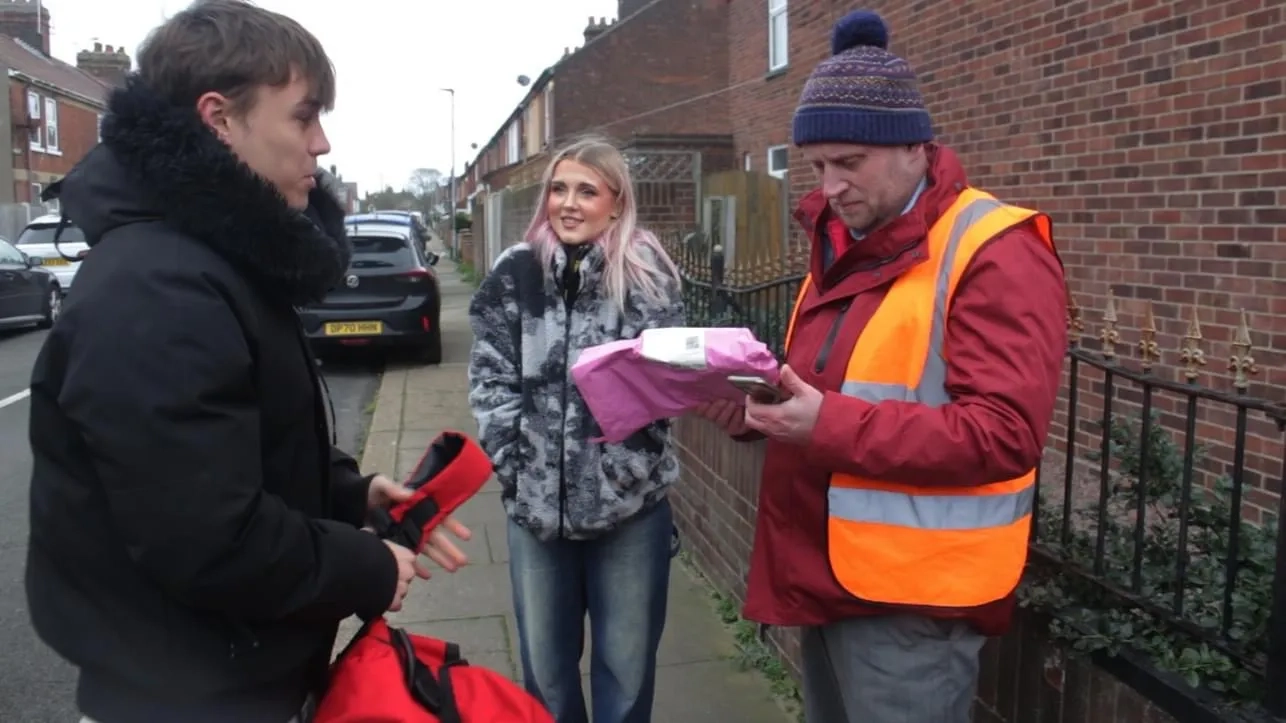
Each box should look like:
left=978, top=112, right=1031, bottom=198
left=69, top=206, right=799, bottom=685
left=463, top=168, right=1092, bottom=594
left=369, top=431, right=493, bottom=554
left=316, top=432, right=552, bottom=722
left=315, top=618, right=554, bottom=723
left=741, top=144, right=1068, bottom=635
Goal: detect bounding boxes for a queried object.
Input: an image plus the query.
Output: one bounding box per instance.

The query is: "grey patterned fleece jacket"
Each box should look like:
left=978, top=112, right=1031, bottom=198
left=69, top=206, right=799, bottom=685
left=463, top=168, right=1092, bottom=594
left=467, top=241, right=685, bottom=541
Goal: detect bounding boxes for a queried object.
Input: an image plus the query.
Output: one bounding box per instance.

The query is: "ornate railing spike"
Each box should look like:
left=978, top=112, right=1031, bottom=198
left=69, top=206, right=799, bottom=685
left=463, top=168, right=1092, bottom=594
left=1180, top=305, right=1207, bottom=383
left=1067, top=287, right=1084, bottom=348
left=1229, top=308, right=1259, bottom=392
left=1099, top=289, right=1120, bottom=361
left=1138, top=300, right=1161, bottom=373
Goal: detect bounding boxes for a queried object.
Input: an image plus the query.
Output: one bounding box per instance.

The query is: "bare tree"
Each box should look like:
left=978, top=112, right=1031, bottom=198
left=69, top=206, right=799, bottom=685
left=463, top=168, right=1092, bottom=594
left=406, top=168, right=444, bottom=197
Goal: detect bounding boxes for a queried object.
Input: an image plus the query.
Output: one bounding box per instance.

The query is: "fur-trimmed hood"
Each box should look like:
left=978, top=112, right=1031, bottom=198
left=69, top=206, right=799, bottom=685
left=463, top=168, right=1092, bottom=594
left=56, top=74, right=351, bottom=305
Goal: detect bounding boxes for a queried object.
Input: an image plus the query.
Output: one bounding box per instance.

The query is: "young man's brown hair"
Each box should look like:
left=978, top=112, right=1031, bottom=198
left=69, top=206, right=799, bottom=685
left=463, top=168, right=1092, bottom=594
left=136, top=0, right=336, bottom=114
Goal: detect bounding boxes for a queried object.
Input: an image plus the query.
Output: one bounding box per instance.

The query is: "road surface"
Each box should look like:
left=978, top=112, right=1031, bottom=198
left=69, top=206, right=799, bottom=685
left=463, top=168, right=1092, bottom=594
left=0, top=327, right=381, bottom=722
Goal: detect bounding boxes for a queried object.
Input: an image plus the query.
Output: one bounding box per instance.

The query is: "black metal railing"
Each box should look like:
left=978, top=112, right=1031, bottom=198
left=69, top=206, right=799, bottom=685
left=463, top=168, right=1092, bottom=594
left=661, top=234, right=805, bottom=358
left=1027, top=292, right=1286, bottom=718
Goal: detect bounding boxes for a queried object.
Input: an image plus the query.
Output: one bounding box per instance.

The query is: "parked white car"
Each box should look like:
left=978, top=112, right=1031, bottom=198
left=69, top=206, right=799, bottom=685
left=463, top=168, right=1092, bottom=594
left=14, top=213, right=88, bottom=292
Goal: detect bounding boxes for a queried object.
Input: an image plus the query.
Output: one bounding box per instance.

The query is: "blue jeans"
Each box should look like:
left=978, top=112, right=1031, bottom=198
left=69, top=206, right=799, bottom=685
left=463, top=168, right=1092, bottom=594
left=507, top=497, right=674, bottom=723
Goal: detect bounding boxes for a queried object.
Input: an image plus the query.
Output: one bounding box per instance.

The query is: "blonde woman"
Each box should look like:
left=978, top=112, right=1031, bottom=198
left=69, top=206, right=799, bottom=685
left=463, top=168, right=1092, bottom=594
left=468, top=135, right=684, bottom=723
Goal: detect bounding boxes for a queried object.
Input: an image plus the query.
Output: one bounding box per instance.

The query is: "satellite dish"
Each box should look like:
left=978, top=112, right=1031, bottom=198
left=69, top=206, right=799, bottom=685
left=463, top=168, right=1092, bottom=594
left=517, top=75, right=531, bottom=86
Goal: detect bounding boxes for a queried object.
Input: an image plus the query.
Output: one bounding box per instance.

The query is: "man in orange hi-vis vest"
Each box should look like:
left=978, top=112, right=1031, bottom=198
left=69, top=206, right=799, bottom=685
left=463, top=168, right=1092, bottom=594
left=694, top=9, right=1068, bottom=723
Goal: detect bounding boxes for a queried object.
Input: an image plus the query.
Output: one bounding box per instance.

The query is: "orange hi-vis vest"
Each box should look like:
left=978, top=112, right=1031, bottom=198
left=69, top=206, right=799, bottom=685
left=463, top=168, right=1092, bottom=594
left=784, top=186, right=1054, bottom=609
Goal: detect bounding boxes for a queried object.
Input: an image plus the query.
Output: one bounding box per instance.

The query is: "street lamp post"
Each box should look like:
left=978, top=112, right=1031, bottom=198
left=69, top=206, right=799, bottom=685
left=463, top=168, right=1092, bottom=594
left=441, top=87, right=457, bottom=260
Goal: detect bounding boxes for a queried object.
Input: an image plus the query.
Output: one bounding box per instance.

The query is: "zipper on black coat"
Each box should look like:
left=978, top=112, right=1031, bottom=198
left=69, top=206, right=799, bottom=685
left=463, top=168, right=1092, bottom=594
left=814, top=300, right=852, bottom=373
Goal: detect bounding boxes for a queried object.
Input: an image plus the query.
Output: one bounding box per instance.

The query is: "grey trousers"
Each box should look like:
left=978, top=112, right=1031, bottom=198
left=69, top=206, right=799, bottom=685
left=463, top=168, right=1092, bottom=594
left=800, top=614, right=986, bottom=723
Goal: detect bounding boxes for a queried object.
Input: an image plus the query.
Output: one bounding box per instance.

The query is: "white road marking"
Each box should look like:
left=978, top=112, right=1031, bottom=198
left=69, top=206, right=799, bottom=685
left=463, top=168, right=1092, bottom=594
left=0, top=388, right=31, bottom=410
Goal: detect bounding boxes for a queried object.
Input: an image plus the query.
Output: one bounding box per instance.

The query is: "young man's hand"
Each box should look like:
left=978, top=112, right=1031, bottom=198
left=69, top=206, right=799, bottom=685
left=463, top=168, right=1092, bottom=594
left=383, top=540, right=429, bottom=612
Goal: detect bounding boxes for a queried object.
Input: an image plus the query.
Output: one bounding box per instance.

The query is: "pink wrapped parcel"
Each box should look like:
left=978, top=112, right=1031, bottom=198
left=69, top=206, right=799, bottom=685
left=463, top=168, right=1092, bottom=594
left=570, top=327, right=780, bottom=443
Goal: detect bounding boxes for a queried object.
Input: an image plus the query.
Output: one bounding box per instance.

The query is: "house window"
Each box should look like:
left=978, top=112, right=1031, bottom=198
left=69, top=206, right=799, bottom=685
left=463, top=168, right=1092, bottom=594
left=31, top=183, right=41, bottom=202
left=27, top=91, right=41, bottom=149
left=507, top=122, right=520, bottom=164
left=767, top=145, right=788, bottom=179
left=743, top=152, right=752, bottom=171
left=97, top=113, right=104, bottom=143
left=44, top=98, right=60, bottom=153
left=768, top=0, right=789, bottom=71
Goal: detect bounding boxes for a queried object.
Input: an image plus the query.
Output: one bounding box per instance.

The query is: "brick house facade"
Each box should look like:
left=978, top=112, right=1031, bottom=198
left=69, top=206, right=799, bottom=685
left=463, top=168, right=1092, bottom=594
left=0, top=0, right=126, bottom=205
left=550, top=0, right=729, bottom=144
left=7, top=60, right=107, bottom=204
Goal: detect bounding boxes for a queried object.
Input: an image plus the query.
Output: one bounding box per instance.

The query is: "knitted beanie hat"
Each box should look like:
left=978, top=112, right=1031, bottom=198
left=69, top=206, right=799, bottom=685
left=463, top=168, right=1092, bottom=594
left=792, top=10, right=934, bottom=147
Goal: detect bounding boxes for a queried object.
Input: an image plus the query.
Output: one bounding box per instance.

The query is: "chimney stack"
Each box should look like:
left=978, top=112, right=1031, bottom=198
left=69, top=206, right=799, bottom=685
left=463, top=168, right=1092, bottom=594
left=0, top=0, right=52, bottom=55
left=583, top=16, right=612, bottom=44
left=77, top=42, right=132, bottom=88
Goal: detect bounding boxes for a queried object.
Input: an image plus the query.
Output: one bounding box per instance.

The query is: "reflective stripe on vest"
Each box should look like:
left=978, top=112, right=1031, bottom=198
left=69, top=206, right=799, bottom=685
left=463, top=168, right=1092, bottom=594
left=785, top=186, right=1054, bottom=609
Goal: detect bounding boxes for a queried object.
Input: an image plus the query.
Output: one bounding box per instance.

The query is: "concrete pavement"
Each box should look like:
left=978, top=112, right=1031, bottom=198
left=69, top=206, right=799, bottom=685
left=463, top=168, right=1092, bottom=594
left=342, top=260, right=791, bottom=721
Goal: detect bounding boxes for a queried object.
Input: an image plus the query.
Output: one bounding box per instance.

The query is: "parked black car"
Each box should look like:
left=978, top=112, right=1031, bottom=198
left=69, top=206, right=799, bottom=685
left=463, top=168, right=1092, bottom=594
left=298, top=221, right=442, bottom=363
left=348, top=211, right=436, bottom=260
left=0, top=238, right=61, bottom=331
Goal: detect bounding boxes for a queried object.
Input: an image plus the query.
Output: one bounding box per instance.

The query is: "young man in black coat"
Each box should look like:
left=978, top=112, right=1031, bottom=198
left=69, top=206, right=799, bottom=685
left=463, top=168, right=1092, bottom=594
left=24, top=2, right=470, bottom=721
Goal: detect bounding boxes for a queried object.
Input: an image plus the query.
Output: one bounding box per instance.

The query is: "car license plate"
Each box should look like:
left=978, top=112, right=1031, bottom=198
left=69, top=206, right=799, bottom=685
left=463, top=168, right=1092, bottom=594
left=42, top=257, right=69, bottom=266
left=324, top=321, right=383, bottom=336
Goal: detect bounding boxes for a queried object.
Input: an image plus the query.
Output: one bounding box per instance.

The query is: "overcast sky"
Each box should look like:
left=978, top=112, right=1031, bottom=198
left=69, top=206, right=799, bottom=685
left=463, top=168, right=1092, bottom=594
left=44, top=0, right=619, bottom=196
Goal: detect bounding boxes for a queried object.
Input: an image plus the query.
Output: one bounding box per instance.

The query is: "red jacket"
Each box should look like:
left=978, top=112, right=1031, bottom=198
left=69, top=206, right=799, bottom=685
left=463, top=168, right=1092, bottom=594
left=741, top=145, right=1068, bottom=635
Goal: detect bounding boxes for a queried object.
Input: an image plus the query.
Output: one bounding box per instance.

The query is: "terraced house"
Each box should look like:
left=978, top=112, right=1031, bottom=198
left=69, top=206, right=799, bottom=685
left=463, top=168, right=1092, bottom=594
left=458, top=0, right=732, bottom=273
left=0, top=0, right=128, bottom=213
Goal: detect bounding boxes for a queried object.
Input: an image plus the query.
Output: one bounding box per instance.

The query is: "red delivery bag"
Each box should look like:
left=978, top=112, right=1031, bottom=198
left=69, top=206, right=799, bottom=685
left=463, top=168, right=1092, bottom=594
left=315, top=431, right=554, bottom=723
left=317, top=617, right=554, bottom=723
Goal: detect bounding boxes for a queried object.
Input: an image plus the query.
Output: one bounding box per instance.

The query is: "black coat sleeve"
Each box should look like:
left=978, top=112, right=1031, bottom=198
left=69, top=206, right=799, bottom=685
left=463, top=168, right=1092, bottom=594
left=328, top=446, right=373, bottom=528
left=58, top=267, right=398, bottom=623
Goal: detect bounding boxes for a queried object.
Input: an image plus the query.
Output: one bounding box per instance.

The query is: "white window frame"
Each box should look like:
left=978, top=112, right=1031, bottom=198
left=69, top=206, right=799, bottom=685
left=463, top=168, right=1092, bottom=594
left=44, top=97, right=60, bottom=154
left=27, top=90, right=41, bottom=150
left=768, top=0, right=789, bottom=72
left=507, top=122, right=520, bottom=164
left=767, top=145, right=788, bottom=179
left=743, top=152, right=752, bottom=171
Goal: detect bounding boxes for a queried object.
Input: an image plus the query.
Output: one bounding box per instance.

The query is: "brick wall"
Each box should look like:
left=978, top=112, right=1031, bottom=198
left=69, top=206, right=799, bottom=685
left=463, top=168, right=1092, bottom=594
left=725, top=0, right=1284, bottom=386
left=552, top=0, right=729, bottom=143
left=727, top=0, right=801, bottom=177
left=617, top=0, right=652, bottom=20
